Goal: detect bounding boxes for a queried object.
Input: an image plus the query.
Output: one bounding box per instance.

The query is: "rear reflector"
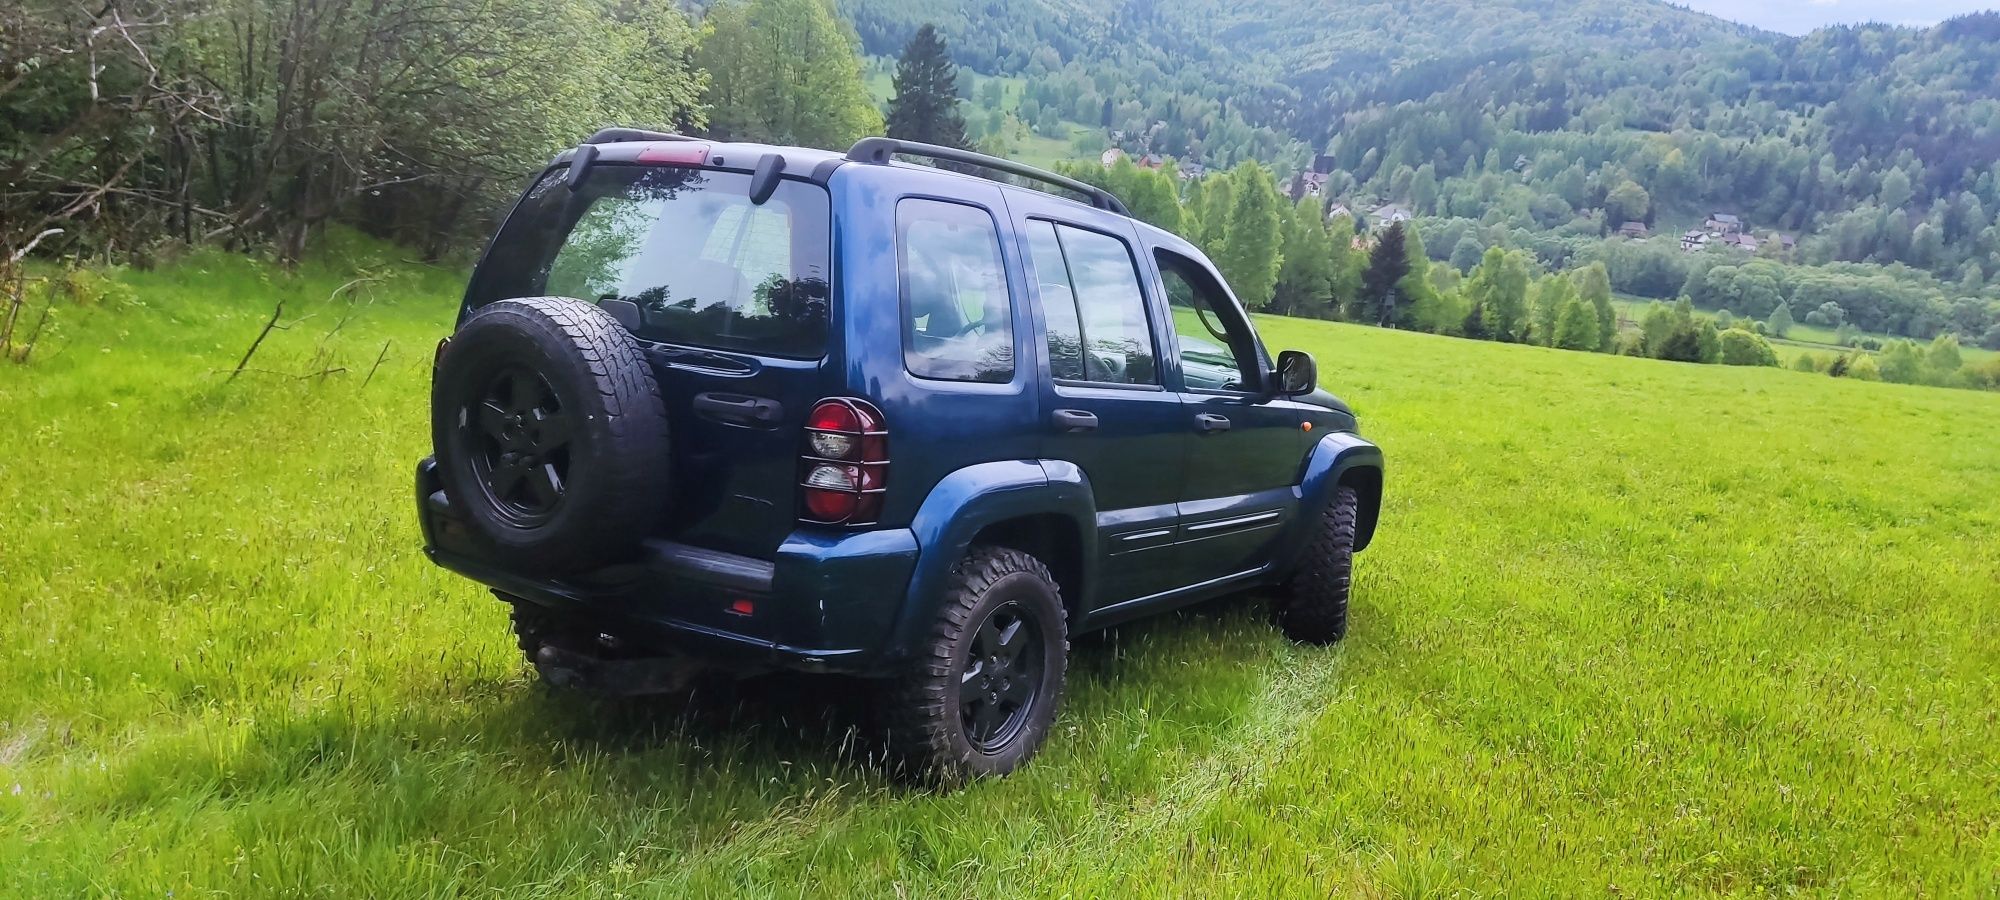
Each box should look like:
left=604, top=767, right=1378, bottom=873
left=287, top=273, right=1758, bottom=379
left=637, top=143, right=710, bottom=165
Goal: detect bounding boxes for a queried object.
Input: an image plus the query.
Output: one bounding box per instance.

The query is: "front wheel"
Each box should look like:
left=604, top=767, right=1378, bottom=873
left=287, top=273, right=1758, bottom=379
left=884, top=546, right=1068, bottom=783
left=1272, top=485, right=1358, bottom=644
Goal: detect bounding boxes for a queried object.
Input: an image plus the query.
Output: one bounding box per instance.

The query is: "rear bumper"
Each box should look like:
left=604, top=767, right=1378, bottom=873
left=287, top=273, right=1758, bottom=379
left=416, top=457, right=919, bottom=675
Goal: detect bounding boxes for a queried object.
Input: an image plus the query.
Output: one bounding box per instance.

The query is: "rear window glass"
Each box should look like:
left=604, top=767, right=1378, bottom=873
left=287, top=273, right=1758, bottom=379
left=467, top=165, right=832, bottom=358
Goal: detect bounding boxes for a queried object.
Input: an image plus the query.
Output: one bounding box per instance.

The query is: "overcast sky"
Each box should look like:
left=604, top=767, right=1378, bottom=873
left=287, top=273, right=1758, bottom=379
left=1673, top=0, right=1998, bottom=33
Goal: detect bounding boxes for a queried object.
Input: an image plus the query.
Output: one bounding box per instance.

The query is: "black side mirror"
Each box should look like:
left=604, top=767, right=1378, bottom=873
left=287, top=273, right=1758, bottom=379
left=1274, top=350, right=1317, bottom=396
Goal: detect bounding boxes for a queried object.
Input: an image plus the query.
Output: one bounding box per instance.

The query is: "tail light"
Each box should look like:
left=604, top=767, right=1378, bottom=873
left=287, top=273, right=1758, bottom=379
left=800, top=398, right=888, bottom=524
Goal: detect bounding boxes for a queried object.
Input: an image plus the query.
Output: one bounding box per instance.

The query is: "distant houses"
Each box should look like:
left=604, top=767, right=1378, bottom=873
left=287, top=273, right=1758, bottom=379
left=1679, top=212, right=1796, bottom=256
left=1285, top=171, right=1331, bottom=201
left=1099, top=147, right=1166, bottom=170
left=1617, top=221, right=1650, bottom=238
left=1372, top=204, right=1412, bottom=228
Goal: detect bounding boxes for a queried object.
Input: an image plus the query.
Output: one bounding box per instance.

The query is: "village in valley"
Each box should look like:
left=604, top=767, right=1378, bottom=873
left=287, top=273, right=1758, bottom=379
left=1099, top=146, right=1799, bottom=260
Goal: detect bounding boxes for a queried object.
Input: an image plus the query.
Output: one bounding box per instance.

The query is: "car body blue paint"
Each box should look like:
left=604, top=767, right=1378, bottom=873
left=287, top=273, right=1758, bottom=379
left=420, top=133, right=1384, bottom=677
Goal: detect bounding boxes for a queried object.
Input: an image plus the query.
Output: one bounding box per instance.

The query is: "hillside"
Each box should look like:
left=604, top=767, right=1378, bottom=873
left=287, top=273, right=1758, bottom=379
left=846, top=0, right=2000, bottom=299
left=4, top=252, right=1997, bottom=892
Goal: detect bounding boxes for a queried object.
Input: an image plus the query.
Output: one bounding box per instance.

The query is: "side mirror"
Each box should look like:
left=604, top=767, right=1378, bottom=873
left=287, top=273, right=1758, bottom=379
left=1273, top=350, right=1317, bottom=397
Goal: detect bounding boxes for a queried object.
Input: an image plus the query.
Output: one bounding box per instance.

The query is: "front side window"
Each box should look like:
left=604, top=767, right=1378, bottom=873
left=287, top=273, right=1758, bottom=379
left=898, top=199, right=1014, bottom=383
left=1157, top=250, right=1261, bottom=392
left=469, top=166, right=832, bottom=358
left=1024, top=221, right=1158, bottom=386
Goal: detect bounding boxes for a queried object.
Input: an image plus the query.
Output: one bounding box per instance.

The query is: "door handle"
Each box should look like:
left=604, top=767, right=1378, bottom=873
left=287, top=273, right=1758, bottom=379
left=1051, top=409, right=1098, bottom=432
left=1194, top=412, right=1231, bottom=433
left=693, top=392, right=783, bottom=427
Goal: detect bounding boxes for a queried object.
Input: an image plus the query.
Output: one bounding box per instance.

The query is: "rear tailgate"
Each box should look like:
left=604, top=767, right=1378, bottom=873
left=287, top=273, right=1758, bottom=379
left=463, top=154, right=835, bottom=560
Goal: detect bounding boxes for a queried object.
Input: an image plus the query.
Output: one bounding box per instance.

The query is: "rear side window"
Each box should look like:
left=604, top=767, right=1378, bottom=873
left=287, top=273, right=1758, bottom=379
left=1024, top=221, right=1157, bottom=386
left=898, top=199, right=1014, bottom=383
left=468, top=166, right=832, bottom=358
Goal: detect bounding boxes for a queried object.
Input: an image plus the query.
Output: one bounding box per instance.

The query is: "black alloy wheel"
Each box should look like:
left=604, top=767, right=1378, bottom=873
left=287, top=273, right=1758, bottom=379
left=883, top=545, right=1068, bottom=784
left=467, top=366, right=573, bottom=525
left=959, top=600, right=1045, bottom=753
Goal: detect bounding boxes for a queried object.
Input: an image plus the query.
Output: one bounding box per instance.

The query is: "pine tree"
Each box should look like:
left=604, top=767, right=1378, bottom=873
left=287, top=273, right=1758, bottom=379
left=1396, top=222, right=1441, bottom=330
left=885, top=24, right=970, bottom=150
left=1361, top=223, right=1412, bottom=327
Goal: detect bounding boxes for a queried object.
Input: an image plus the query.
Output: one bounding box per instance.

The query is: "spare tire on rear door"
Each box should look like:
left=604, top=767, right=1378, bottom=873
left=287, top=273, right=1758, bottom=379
left=431, top=297, right=671, bottom=573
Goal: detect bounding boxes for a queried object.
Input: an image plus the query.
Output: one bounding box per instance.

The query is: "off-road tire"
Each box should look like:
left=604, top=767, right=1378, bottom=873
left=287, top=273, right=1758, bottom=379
left=884, top=546, right=1068, bottom=784
left=432, top=297, right=670, bottom=573
left=1273, top=485, right=1358, bottom=644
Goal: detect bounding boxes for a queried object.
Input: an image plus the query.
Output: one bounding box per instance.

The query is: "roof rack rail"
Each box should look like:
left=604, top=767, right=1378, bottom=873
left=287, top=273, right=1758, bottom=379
left=586, top=127, right=699, bottom=145
left=845, top=137, right=1131, bottom=217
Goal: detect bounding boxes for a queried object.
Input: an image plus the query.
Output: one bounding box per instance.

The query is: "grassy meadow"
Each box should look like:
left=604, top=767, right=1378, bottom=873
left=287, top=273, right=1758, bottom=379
left=2, top=248, right=1998, bottom=896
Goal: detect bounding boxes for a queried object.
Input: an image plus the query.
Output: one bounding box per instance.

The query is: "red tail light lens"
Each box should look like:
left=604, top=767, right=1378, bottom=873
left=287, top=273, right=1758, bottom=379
left=801, top=398, right=887, bottom=524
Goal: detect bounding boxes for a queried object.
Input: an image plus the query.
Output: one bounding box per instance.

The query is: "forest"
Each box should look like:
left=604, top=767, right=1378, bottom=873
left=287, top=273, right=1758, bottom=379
left=5, top=0, right=1999, bottom=386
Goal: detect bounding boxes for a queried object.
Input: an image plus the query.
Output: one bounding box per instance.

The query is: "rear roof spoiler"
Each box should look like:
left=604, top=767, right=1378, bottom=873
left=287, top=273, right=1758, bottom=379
left=845, top=137, right=1132, bottom=217
left=585, top=127, right=700, bottom=145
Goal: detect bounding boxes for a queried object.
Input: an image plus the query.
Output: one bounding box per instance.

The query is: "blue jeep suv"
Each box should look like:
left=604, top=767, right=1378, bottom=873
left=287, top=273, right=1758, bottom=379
left=417, top=128, right=1384, bottom=781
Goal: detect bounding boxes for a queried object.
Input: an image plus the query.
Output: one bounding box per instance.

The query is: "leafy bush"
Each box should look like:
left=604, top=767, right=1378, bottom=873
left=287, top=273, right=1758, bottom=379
left=1846, top=354, right=1882, bottom=380
left=1718, top=329, right=1779, bottom=366
left=1791, top=353, right=1821, bottom=373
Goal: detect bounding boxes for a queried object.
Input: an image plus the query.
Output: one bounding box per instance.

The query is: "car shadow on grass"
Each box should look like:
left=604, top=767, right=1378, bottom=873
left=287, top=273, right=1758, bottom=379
left=523, top=590, right=1281, bottom=775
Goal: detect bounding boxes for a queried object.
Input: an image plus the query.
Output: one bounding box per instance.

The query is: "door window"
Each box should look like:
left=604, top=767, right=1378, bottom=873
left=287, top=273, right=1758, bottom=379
left=898, top=199, right=1014, bottom=383
left=1024, top=221, right=1158, bottom=386
left=1156, top=250, right=1261, bottom=392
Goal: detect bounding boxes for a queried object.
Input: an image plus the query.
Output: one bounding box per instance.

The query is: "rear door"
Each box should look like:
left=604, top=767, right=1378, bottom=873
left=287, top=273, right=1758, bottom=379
left=465, top=163, right=835, bottom=560
left=1149, top=247, right=1305, bottom=585
left=1005, top=192, right=1187, bottom=607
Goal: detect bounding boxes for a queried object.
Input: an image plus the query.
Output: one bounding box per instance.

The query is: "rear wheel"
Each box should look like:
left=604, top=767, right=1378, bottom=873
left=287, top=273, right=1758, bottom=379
left=884, top=546, right=1067, bottom=783
left=1272, top=485, right=1358, bottom=644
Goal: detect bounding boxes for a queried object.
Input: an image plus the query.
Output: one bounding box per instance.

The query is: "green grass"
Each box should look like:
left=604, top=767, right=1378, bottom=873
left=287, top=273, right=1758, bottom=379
left=4, top=250, right=1999, bottom=895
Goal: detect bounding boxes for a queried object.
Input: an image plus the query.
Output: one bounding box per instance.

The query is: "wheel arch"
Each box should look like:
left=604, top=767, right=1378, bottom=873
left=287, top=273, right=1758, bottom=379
left=881, top=460, right=1097, bottom=665
left=1276, top=431, right=1385, bottom=572
left=1338, top=464, right=1383, bottom=552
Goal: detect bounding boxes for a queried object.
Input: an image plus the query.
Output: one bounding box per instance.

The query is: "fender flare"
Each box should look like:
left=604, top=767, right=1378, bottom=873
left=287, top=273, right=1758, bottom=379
left=879, top=459, right=1098, bottom=664
left=1278, top=431, right=1384, bottom=571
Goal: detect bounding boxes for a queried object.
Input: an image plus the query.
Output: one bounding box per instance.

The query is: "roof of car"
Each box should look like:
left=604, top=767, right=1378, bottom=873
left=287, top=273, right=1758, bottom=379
left=556, top=130, right=1176, bottom=245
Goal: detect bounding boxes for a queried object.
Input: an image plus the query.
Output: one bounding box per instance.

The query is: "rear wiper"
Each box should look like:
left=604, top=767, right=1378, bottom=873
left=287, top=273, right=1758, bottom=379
left=650, top=345, right=755, bottom=375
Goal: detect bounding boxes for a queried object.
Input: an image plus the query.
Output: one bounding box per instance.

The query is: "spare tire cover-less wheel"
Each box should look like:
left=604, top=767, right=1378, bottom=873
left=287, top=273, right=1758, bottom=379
left=431, top=297, right=670, bottom=572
